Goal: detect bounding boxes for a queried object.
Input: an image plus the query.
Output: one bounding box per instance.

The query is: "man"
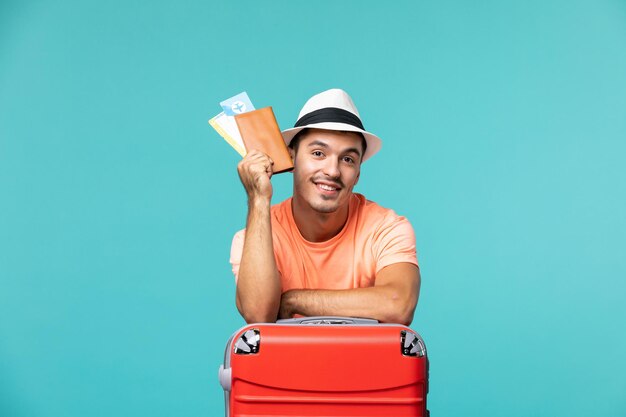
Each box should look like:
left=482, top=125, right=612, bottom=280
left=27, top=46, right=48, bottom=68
left=230, top=89, right=420, bottom=325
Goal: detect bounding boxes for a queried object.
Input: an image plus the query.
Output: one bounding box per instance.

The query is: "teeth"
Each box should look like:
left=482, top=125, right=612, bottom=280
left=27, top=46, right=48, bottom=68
left=319, top=184, right=336, bottom=191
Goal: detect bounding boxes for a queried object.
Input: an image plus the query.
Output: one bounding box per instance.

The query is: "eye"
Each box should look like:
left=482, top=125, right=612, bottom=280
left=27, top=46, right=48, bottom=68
left=342, top=156, right=356, bottom=164
left=312, top=150, right=324, bottom=158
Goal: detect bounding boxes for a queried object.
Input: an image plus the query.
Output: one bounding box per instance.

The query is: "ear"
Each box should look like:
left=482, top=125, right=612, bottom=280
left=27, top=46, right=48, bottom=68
left=288, top=146, right=295, bottom=162
left=354, top=169, right=361, bottom=186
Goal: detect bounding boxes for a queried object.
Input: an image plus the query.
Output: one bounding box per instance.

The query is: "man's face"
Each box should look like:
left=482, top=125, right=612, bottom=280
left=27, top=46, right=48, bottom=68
left=290, top=129, right=363, bottom=214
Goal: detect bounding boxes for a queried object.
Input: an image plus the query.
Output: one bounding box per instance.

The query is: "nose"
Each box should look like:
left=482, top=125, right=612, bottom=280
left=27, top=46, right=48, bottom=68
left=322, top=157, right=341, bottom=179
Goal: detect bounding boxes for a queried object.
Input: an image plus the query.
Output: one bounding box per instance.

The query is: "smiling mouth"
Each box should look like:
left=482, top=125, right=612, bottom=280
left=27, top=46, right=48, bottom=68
left=314, top=181, right=342, bottom=194
left=319, top=184, right=337, bottom=191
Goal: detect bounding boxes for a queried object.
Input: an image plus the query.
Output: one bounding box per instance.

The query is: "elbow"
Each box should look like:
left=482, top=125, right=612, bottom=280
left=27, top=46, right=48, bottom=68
left=398, top=297, right=418, bottom=326
left=385, top=308, right=415, bottom=326
left=241, top=310, right=277, bottom=324
left=381, top=292, right=417, bottom=326
left=398, top=311, right=415, bottom=326
left=236, top=294, right=278, bottom=324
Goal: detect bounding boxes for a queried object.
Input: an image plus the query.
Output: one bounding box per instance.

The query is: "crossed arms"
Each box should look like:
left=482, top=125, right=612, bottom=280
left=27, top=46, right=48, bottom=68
left=276, top=263, right=420, bottom=325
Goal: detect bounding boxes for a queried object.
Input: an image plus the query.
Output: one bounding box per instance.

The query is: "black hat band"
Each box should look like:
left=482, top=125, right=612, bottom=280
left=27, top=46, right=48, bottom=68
left=294, top=107, right=364, bottom=130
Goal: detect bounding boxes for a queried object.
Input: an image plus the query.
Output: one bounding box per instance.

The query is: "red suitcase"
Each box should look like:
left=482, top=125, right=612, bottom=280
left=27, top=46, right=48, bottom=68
left=218, top=316, right=429, bottom=417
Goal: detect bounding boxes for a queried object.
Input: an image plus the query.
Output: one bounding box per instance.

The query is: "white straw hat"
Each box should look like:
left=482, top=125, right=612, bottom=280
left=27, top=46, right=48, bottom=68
left=281, top=89, right=382, bottom=162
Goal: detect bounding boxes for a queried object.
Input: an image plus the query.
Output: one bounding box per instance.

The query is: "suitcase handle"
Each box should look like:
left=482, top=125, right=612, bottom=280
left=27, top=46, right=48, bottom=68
left=276, top=316, right=379, bottom=325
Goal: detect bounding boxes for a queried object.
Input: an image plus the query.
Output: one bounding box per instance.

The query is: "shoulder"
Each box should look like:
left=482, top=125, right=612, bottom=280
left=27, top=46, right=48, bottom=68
left=352, top=193, right=416, bottom=243
left=353, top=193, right=408, bottom=225
left=353, top=195, right=418, bottom=267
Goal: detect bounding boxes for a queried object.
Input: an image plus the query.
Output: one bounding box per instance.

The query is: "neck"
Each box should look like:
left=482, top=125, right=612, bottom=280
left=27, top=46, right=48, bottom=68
left=291, top=197, right=350, bottom=242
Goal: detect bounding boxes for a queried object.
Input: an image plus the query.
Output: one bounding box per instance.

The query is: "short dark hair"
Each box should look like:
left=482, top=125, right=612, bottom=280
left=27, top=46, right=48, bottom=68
left=288, top=128, right=368, bottom=159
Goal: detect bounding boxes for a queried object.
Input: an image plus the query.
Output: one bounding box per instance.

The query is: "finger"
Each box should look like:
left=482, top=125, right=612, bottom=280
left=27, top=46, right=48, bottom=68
left=248, top=155, right=274, bottom=172
left=246, top=149, right=265, bottom=158
left=248, top=149, right=272, bottom=162
left=241, top=152, right=266, bottom=170
left=266, top=164, right=274, bottom=179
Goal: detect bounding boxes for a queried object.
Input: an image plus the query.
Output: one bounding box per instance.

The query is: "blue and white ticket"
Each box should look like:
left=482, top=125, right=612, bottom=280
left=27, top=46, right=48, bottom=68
left=220, top=92, right=255, bottom=116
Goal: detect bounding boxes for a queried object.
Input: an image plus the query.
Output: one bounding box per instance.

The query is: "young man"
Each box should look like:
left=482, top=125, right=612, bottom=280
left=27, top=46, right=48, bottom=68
left=230, top=89, right=420, bottom=325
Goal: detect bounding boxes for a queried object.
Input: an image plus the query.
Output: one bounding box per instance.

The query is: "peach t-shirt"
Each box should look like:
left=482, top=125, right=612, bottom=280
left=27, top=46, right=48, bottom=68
left=229, top=193, right=418, bottom=291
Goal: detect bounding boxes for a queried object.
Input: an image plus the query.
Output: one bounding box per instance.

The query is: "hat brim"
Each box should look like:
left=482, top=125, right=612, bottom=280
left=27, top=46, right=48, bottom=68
left=281, top=122, right=382, bottom=162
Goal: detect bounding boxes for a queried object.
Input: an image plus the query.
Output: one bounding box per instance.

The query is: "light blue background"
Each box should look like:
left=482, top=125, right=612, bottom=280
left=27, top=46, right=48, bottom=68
left=1, top=1, right=625, bottom=416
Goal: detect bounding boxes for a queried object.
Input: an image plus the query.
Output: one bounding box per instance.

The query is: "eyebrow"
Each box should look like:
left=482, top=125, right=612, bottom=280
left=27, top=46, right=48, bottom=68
left=307, top=140, right=362, bottom=157
left=343, top=147, right=362, bottom=157
left=306, top=140, right=329, bottom=149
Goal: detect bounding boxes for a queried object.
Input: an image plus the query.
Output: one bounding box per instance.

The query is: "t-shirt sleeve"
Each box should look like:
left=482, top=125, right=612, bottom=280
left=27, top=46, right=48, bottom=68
left=372, top=214, right=418, bottom=273
left=229, top=229, right=246, bottom=282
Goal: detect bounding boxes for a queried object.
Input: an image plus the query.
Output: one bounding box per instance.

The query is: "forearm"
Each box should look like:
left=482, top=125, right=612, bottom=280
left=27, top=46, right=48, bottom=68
left=236, top=198, right=281, bottom=323
left=280, top=285, right=416, bottom=326
left=280, top=263, right=420, bottom=325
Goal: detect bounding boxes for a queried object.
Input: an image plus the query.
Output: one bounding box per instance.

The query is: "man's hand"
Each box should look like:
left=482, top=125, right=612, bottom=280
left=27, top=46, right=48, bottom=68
left=278, top=290, right=301, bottom=320
left=237, top=150, right=274, bottom=202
